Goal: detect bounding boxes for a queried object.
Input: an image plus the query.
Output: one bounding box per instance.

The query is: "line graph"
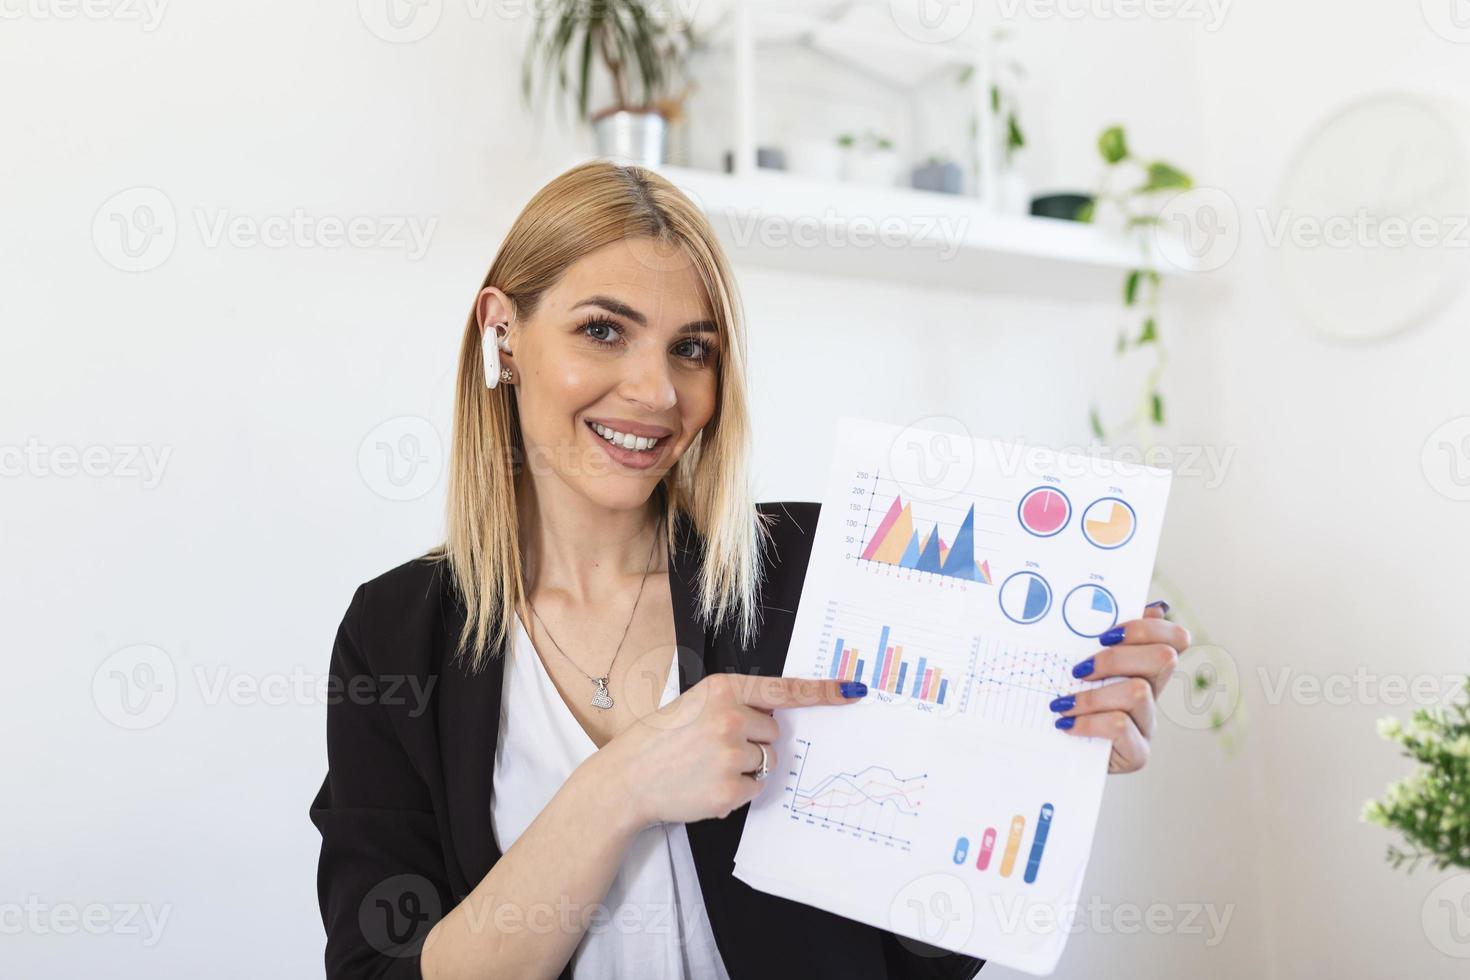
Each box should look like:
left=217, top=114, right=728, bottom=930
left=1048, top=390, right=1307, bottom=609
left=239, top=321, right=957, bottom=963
left=784, top=739, right=925, bottom=851
left=959, top=635, right=1083, bottom=732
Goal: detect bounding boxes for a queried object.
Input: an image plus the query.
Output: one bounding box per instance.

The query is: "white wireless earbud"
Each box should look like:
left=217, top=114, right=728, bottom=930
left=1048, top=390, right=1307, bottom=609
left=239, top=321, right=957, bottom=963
left=482, top=321, right=514, bottom=389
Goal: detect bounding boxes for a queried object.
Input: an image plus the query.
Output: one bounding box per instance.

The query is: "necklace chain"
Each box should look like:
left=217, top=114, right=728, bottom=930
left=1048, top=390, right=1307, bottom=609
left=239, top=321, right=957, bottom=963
left=527, top=512, right=665, bottom=711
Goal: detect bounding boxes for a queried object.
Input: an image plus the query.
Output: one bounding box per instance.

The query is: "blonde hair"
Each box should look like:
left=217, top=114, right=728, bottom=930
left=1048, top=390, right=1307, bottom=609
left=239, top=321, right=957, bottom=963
left=426, top=159, right=770, bottom=671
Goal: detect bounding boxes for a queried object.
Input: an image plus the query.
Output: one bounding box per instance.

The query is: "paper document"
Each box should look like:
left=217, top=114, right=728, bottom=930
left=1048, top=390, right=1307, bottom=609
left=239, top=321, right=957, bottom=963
left=733, top=416, right=1173, bottom=975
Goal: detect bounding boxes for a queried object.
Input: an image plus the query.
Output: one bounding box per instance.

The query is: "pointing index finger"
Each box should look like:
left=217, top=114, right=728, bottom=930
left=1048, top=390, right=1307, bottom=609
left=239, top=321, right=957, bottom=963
left=735, top=676, right=867, bottom=711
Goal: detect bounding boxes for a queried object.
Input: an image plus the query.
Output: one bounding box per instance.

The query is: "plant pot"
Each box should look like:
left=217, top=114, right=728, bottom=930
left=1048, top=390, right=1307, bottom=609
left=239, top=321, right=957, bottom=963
left=911, top=160, right=963, bottom=195
left=843, top=148, right=902, bottom=186
left=996, top=171, right=1031, bottom=216
left=1030, top=193, right=1093, bottom=222
left=787, top=139, right=844, bottom=181
left=592, top=109, right=667, bottom=167
left=723, top=146, right=787, bottom=173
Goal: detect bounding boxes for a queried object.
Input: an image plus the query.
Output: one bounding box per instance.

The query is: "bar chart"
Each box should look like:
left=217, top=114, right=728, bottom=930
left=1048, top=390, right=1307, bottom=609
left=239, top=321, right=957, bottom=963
left=817, top=599, right=976, bottom=710
left=949, top=803, right=1056, bottom=885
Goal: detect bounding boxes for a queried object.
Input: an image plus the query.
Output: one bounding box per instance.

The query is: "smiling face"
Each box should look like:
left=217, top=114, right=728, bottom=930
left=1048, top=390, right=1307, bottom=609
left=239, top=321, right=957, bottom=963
left=478, top=236, right=721, bottom=514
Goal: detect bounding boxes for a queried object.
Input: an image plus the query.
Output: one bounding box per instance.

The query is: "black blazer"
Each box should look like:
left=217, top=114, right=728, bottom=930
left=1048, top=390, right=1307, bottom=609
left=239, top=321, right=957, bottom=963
left=310, top=501, right=985, bottom=980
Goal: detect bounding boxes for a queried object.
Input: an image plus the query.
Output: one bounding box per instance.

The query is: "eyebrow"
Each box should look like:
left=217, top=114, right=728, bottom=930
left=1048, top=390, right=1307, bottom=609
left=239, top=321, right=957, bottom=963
left=572, top=295, right=718, bottom=335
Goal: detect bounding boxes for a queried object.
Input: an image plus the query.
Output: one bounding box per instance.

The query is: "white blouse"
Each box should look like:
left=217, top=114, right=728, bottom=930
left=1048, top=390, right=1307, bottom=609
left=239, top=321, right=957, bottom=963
left=489, top=612, right=732, bottom=980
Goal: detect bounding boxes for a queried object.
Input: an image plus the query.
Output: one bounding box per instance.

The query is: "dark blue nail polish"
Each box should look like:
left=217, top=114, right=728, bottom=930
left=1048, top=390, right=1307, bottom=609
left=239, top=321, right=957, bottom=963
left=1049, top=695, right=1075, bottom=712
left=1055, top=716, right=1076, bottom=730
left=1072, top=657, right=1095, bottom=679
left=840, top=681, right=867, bottom=698
left=1100, top=627, right=1126, bottom=646
left=1146, top=600, right=1170, bottom=614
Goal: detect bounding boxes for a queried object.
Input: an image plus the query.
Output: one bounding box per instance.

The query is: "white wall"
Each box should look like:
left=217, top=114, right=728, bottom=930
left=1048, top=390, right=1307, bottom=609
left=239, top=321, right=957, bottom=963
left=1189, top=2, right=1470, bottom=977
left=5, top=1, right=1466, bottom=977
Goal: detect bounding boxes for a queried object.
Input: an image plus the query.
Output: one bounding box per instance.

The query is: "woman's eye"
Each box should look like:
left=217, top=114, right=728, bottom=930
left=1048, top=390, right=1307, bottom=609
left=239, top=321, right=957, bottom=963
left=581, top=318, right=621, bottom=344
left=580, top=318, right=716, bottom=363
left=676, top=339, right=715, bottom=362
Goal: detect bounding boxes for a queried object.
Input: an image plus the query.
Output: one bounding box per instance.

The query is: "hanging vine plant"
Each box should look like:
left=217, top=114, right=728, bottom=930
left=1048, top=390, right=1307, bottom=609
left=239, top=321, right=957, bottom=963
left=1080, top=125, right=1241, bottom=746
left=1079, top=124, right=1193, bottom=444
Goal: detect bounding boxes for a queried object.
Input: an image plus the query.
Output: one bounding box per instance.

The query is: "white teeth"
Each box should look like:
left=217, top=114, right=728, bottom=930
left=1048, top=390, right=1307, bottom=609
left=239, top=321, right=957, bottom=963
left=590, top=422, right=661, bottom=453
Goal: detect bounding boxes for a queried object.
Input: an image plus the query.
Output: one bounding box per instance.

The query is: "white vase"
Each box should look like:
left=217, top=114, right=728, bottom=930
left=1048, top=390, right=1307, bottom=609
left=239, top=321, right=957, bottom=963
left=788, top=139, right=845, bottom=181
left=844, top=148, right=902, bottom=186
left=996, top=170, right=1031, bottom=216
left=591, top=110, right=667, bottom=167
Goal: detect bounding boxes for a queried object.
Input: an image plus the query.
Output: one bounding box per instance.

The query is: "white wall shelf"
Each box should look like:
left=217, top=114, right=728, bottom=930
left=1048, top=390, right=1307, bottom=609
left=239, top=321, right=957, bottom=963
left=639, top=162, right=1180, bottom=297
left=619, top=1, right=1191, bottom=296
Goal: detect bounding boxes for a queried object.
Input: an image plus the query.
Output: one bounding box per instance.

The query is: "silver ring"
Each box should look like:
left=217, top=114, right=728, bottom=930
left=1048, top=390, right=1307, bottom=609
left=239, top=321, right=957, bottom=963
left=750, top=742, right=770, bottom=782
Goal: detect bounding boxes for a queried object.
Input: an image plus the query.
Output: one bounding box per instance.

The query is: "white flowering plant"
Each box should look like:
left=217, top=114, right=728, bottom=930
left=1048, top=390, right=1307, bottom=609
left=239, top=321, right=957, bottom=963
left=1362, top=679, right=1470, bottom=873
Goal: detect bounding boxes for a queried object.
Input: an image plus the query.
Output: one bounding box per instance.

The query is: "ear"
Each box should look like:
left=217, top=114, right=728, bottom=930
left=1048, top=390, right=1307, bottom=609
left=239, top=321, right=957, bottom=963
left=474, top=286, right=516, bottom=336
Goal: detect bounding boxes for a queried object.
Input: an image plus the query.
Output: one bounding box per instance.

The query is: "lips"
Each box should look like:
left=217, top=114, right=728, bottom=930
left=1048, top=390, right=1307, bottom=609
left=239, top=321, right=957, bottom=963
left=583, top=420, right=668, bottom=471
left=584, top=416, right=675, bottom=439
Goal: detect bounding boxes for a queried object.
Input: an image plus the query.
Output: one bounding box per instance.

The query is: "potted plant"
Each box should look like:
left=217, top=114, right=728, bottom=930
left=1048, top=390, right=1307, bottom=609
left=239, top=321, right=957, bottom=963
left=958, top=31, right=1027, bottom=212
left=838, top=130, right=901, bottom=186
left=521, top=0, right=699, bottom=166
left=1363, top=679, right=1470, bottom=873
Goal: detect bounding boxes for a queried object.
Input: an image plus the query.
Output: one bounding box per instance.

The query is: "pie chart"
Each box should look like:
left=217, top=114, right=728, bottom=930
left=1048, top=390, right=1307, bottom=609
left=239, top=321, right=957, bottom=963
left=1081, top=497, right=1136, bottom=549
left=999, top=571, right=1052, bottom=625
left=1018, top=487, right=1071, bottom=537
left=1062, top=584, right=1119, bottom=638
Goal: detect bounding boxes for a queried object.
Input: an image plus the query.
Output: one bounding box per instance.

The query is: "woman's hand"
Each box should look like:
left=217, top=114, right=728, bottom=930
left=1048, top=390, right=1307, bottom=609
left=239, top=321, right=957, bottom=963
left=597, top=673, right=867, bottom=827
left=1049, top=600, right=1191, bottom=774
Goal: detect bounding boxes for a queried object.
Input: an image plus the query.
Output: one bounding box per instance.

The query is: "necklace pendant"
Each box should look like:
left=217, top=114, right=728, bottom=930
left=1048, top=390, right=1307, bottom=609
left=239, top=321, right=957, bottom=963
left=590, top=676, right=614, bottom=710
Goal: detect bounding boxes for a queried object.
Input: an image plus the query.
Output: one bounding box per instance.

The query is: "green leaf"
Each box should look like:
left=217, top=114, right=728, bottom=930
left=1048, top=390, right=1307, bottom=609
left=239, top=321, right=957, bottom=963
left=1141, top=161, right=1193, bottom=193
left=1075, top=200, right=1095, bottom=223
left=1126, top=214, right=1161, bottom=228
left=1137, top=317, right=1158, bottom=345
left=1150, top=391, right=1165, bottom=424
left=1115, top=330, right=1127, bottom=354
left=1124, top=270, right=1142, bottom=306
left=957, top=64, right=974, bottom=85
left=577, top=19, right=594, bottom=120
left=1006, top=113, right=1024, bottom=152
left=1089, top=406, right=1105, bottom=439
left=1098, top=125, right=1128, bottom=164
left=990, top=84, right=1000, bottom=114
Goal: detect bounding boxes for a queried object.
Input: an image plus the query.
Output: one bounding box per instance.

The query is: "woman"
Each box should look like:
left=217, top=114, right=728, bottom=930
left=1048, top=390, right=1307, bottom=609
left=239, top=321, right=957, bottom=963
left=309, top=160, right=1190, bottom=980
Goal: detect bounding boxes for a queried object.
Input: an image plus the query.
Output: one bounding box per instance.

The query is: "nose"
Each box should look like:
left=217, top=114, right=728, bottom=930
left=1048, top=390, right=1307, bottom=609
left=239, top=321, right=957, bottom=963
left=617, top=344, right=678, bottom=413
